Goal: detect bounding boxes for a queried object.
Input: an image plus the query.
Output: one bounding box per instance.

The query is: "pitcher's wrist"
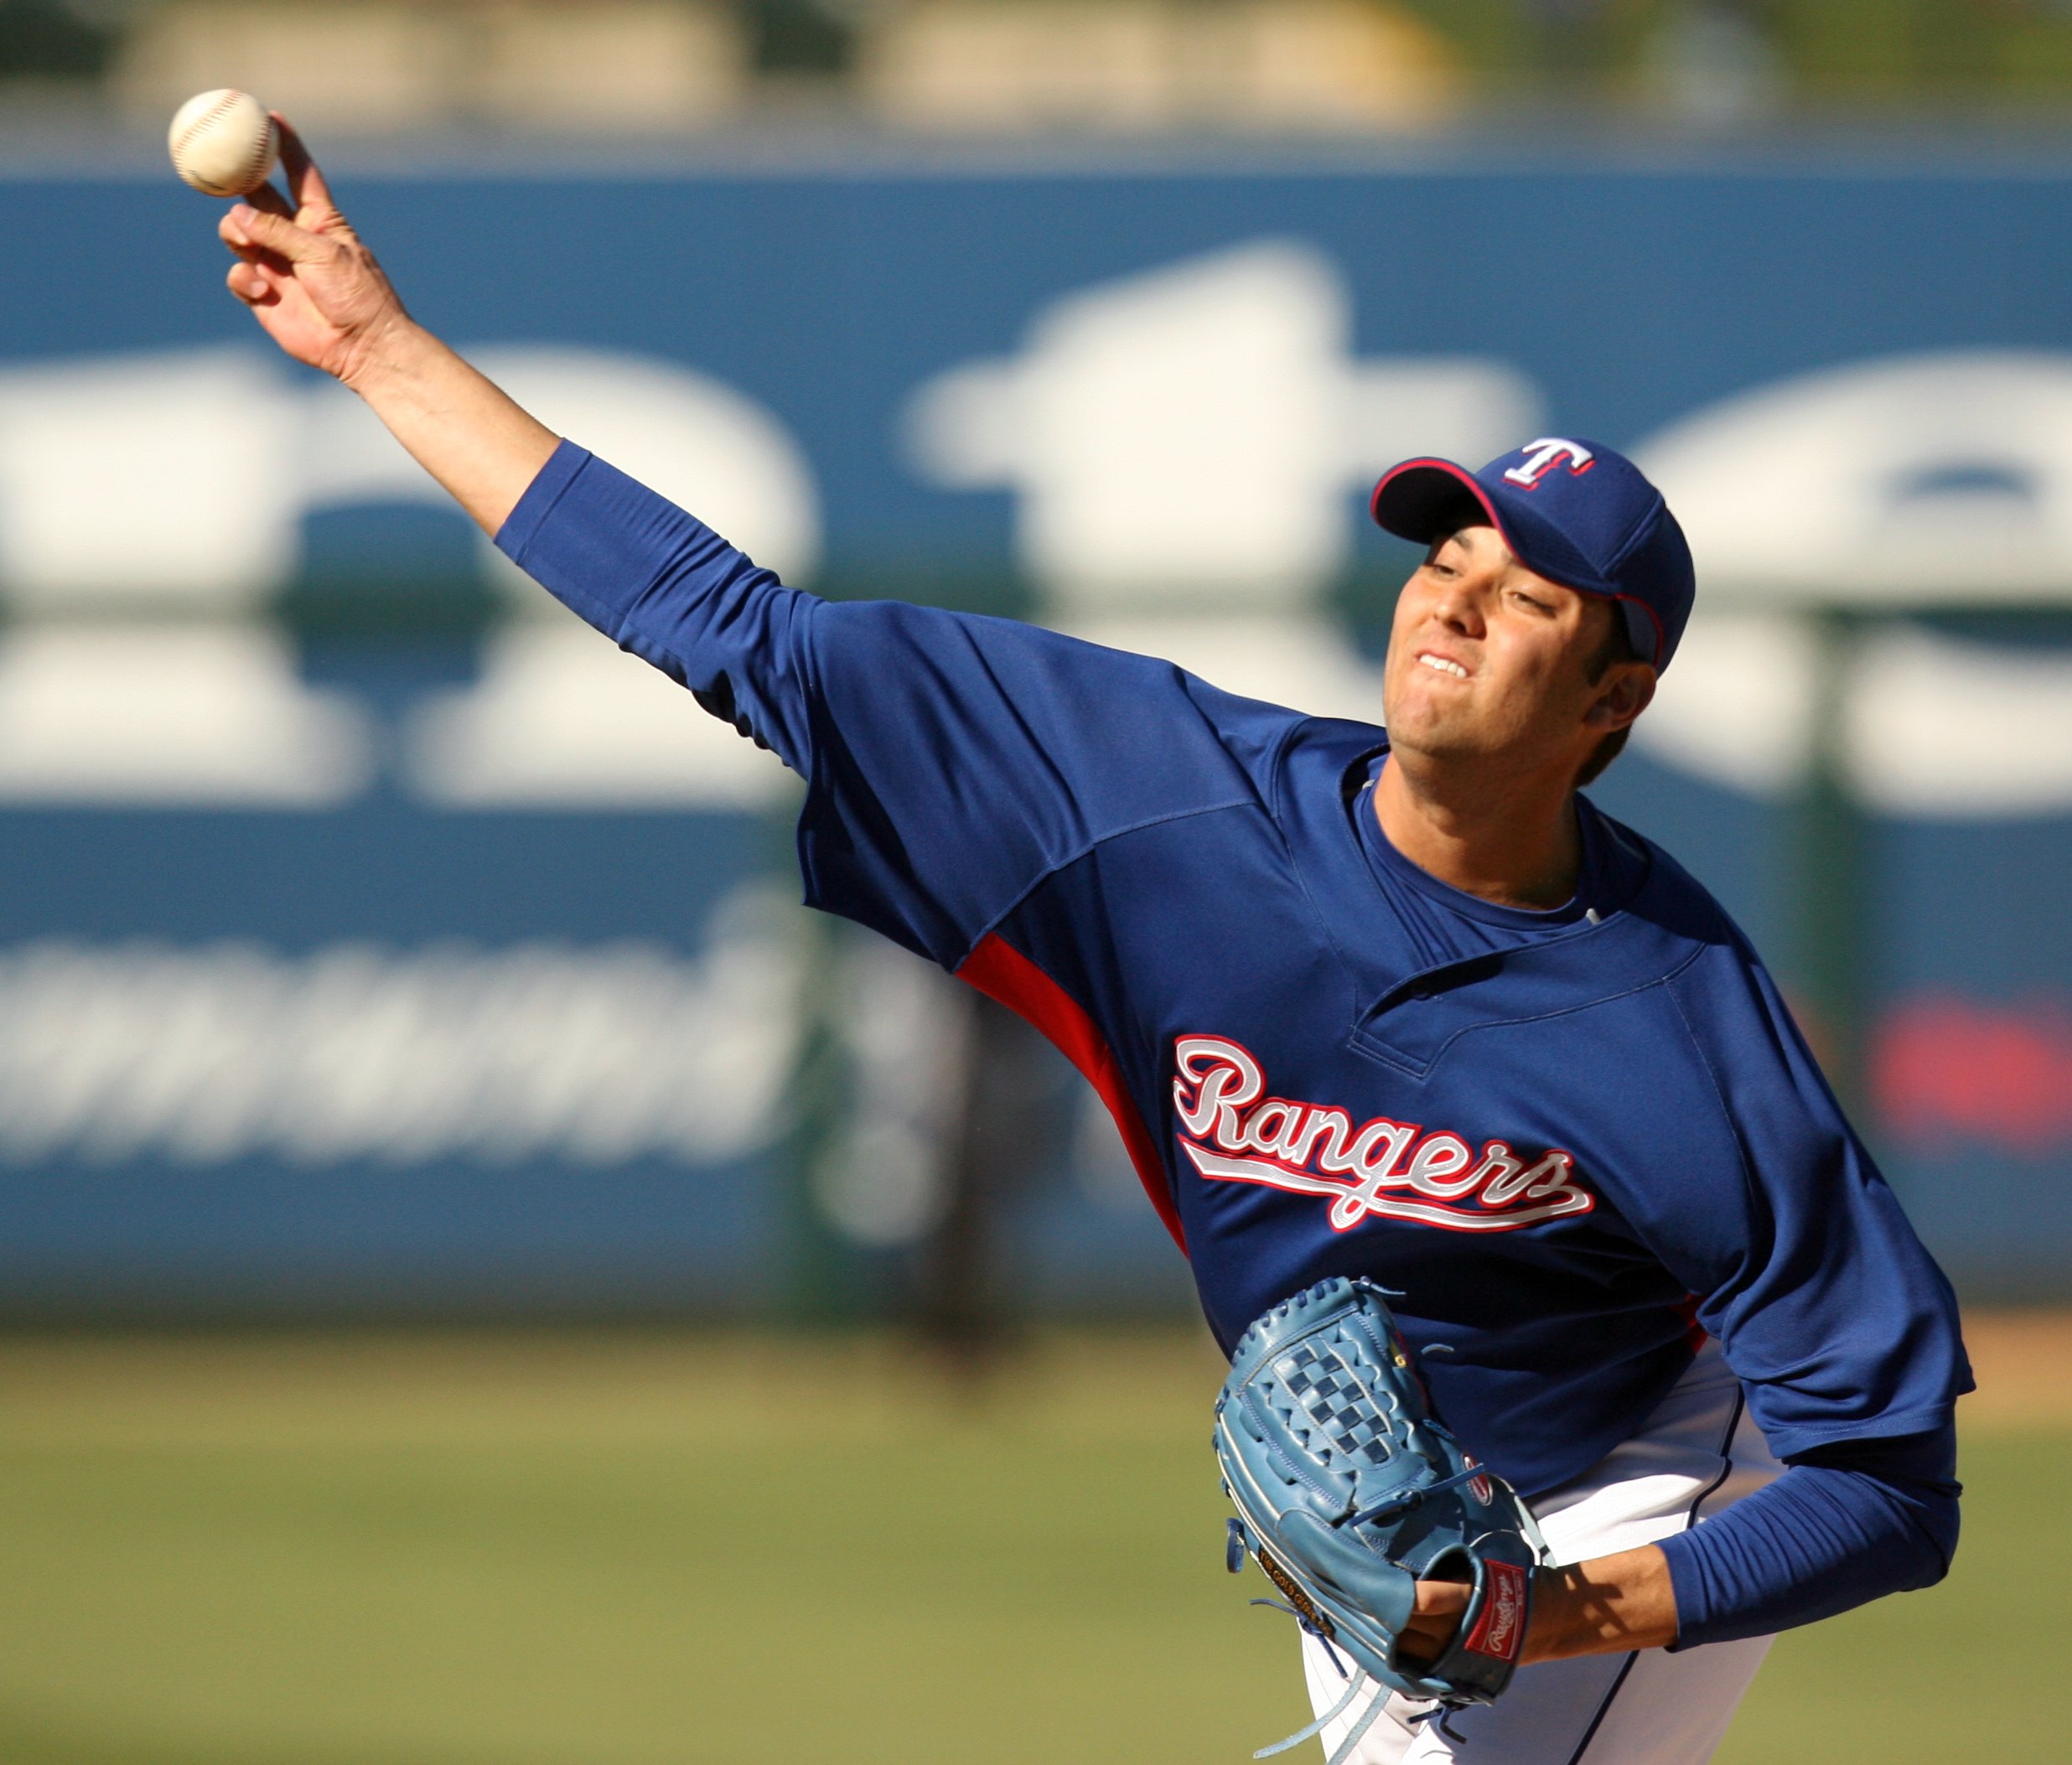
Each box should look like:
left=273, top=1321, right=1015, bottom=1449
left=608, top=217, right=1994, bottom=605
left=339, top=311, right=431, bottom=400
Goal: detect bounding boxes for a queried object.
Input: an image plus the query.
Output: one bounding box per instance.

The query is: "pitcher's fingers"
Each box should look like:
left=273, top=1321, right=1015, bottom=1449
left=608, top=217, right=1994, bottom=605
left=226, top=261, right=272, bottom=307
left=219, top=236, right=293, bottom=281
left=217, top=212, right=293, bottom=278
left=273, top=114, right=337, bottom=215
left=241, top=179, right=295, bottom=222
left=221, top=202, right=327, bottom=263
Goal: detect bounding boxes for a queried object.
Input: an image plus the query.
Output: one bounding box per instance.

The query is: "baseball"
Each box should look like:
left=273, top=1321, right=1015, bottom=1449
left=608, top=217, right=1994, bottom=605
left=168, top=89, right=279, bottom=199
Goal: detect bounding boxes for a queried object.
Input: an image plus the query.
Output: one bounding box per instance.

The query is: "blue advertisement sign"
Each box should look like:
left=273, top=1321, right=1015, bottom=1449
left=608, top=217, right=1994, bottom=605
left=0, top=152, right=2068, bottom=1312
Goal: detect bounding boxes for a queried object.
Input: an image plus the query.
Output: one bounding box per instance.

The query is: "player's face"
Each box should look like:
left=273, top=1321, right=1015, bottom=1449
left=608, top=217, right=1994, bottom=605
left=1380, top=525, right=1652, bottom=774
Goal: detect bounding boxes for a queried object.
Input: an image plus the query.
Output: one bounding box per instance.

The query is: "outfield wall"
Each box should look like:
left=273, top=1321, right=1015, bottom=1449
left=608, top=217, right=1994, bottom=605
left=0, top=149, right=2069, bottom=1315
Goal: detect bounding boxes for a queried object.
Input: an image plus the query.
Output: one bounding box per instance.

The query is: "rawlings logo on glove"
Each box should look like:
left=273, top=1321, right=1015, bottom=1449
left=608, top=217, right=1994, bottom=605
left=1215, top=1277, right=1548, bottom=1762
left=1462, top=1560, right=1529, bottom=1661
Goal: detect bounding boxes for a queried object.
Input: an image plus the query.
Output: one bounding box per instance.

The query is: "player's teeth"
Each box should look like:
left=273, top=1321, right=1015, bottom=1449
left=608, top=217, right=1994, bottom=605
left=1419, top=655, right=1468, bottom=679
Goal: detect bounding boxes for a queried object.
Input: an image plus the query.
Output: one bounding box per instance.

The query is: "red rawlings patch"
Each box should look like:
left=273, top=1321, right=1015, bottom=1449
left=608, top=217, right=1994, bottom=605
left=1461, top=1560, right=1528, bottom=1663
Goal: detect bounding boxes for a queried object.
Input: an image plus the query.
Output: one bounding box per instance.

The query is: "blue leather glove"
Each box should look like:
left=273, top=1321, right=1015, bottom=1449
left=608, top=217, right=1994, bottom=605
left=1216, top=1277, right=1547, bottom=1736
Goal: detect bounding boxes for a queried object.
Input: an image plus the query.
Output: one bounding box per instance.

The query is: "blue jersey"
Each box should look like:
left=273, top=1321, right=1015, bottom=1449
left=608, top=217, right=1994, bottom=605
left=501, top=443, right=1968, bottom=1641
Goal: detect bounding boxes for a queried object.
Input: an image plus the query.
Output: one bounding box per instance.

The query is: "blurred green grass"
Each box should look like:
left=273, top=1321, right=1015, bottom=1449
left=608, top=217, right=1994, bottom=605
left=0, top=1329, right=2055, bottom=1765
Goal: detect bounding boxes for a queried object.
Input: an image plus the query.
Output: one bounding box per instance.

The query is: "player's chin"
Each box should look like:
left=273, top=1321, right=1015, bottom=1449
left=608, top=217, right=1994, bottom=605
left=1382, top=683, right=1481, bottom=752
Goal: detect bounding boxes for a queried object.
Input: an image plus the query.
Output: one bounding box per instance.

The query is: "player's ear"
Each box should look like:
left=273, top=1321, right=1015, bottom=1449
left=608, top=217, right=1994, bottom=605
left=1586, top=661, right=1655, bottom=733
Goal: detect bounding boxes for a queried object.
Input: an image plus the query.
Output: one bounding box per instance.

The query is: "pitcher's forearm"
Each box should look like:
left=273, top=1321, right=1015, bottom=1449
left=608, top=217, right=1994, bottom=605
left=1401, top=1542, right=1677, bottom=1669
left=341, top=318, right=559, bottom=536
left=1521, top=1545, right=1678, bottom=1663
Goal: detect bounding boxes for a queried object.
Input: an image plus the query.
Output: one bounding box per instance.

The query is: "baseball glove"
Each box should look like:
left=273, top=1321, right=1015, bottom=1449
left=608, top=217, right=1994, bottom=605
left=1215, top=1278, right=1546, bottom=1758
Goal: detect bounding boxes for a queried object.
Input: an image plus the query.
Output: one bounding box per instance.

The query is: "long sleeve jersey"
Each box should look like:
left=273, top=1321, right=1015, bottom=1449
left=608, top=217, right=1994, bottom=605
left=497, top=442, right=1971, bottom=1647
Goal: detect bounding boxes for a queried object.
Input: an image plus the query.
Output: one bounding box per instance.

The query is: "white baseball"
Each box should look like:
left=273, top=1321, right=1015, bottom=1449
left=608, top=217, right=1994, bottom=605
left=168, top=89, right=279, bottom=199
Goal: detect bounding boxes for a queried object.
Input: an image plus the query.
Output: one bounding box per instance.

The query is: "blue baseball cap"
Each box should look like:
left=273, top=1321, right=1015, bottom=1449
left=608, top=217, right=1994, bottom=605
left=1370, top=437, right=1695, bottom=670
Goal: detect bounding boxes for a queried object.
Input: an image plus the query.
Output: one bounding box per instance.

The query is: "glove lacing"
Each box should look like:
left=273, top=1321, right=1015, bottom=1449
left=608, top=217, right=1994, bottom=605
left=1250, top=1643, right=1465, bottom=1764
left=1230, top=1515, right=1460, bottom=1765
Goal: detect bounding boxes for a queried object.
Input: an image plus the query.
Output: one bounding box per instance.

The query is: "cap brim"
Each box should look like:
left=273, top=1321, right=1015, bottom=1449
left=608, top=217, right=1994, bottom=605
left=1370, top=458, right=1500, bottom=546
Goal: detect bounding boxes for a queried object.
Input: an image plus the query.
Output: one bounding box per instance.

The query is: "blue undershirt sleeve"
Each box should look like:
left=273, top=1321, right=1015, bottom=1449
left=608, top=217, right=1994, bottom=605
left=495, top=441, right=821, bottom=774
left=1658, top=1424, right=1961, bottom=1648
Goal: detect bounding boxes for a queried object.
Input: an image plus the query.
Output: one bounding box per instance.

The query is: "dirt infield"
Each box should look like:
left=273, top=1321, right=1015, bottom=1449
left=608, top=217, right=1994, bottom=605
left=1958, top=1309, right=2072, bottom=1428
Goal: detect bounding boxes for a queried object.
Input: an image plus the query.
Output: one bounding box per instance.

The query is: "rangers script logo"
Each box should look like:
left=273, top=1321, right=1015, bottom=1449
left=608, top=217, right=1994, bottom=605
left=1172, top=1036, right=1596, bottom=1233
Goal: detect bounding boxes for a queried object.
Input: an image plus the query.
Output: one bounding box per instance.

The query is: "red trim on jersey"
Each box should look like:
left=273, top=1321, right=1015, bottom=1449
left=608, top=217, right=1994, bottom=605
left=1677, top=1292, right=1709, bottom=1353
left=956, top=932, right=1186, bottom=1253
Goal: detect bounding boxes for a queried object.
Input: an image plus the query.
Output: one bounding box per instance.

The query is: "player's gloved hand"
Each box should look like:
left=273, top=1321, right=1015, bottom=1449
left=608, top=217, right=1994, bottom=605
left=1215, top=1278, right=1547, bottom=1760
left=217, top=115, right=409, bottom=387
left=1396, top=1575, right=1474, bottom=1668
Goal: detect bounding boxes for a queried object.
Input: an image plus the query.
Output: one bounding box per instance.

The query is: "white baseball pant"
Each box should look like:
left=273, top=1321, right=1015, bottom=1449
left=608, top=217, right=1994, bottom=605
left=1298, top=1338, right=1781, bottom=1765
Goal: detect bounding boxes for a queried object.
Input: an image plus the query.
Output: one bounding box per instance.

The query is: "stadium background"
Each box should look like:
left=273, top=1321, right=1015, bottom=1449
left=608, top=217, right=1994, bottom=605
left=0, top=3, right=2065, bottom=1762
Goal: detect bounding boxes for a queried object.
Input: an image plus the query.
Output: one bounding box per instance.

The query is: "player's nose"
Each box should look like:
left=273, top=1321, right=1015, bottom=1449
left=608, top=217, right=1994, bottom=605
left=1429, top=577, right=1488, bottom=637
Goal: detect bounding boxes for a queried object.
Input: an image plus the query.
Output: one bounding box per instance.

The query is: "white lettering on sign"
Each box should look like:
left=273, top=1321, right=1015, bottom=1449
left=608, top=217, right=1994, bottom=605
left=0, top=888, right=800, bottom=1167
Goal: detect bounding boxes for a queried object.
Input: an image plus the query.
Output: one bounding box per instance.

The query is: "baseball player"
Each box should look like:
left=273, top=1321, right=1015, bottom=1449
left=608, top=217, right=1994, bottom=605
left=212, top=124, right=1969, bottom=1765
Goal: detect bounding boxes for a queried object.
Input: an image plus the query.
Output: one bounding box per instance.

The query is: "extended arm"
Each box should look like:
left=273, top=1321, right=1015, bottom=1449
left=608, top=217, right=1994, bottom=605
left=219, top=116, right=556, bottom=531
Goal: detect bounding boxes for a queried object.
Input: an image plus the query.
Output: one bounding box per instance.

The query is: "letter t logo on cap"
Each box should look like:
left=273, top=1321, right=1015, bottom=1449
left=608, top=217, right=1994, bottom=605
left=1503, top=438, right=1597, bottom=489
